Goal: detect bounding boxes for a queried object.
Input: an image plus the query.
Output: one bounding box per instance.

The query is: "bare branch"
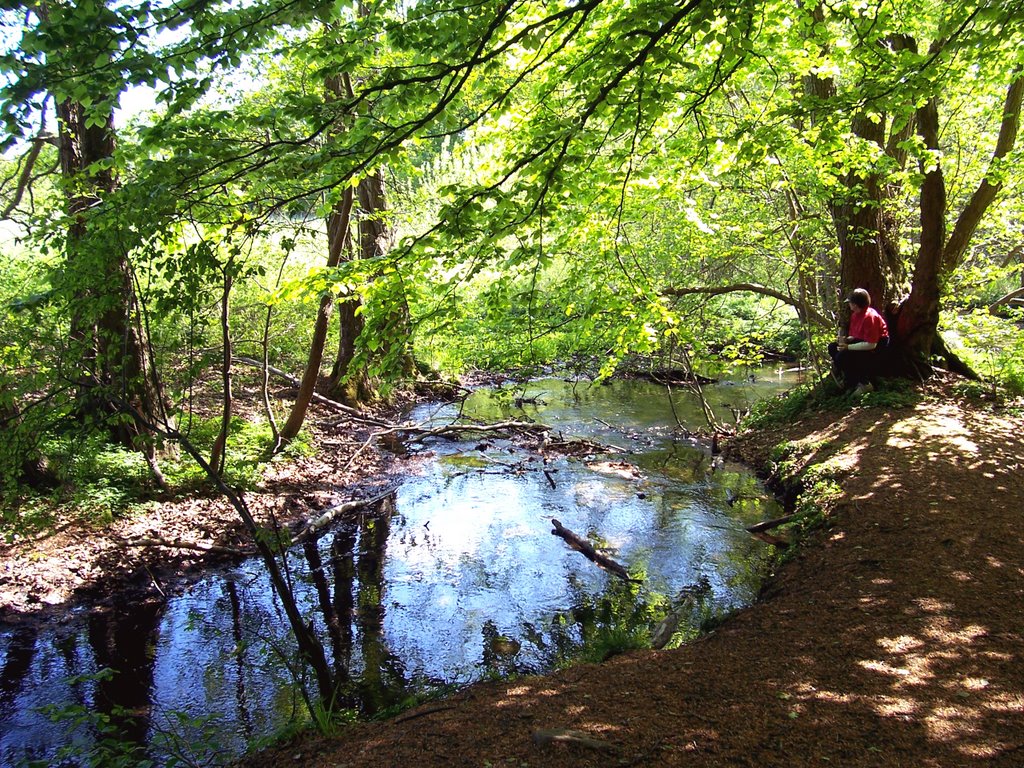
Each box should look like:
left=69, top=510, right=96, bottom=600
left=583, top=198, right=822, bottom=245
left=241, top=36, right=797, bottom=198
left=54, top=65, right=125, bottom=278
left=988, top=287, right=1024, bottom=314
left=2, top=134, right=53, bottom=218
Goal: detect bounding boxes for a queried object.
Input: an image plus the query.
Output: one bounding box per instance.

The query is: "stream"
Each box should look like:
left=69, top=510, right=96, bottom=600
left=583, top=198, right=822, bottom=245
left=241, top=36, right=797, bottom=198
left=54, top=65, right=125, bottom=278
left=0, top=368, right=800, bottom=766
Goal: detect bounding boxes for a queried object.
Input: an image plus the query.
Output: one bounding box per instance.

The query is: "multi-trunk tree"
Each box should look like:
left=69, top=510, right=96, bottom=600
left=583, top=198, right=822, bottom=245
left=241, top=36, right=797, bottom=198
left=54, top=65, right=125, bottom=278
left=794, top=1, right=1024, bottom=375
left=2, top=1, right=172, bottom=452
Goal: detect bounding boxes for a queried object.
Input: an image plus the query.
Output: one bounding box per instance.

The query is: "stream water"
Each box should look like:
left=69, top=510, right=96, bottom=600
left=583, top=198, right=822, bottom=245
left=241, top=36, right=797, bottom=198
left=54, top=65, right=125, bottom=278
left=0, top=368, right=800, bottom=767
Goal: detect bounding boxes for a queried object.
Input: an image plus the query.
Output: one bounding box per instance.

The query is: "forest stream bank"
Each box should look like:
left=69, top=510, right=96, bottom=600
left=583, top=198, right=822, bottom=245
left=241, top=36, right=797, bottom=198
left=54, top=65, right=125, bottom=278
left=3, top=377, right=1023, bottom=767
left=238, top=378, right=1024, bottom=768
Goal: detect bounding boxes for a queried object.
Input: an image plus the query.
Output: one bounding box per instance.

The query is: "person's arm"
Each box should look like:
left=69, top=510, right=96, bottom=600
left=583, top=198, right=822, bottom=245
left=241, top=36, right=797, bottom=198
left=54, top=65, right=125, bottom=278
left=847, top=341, right=877, bottom=351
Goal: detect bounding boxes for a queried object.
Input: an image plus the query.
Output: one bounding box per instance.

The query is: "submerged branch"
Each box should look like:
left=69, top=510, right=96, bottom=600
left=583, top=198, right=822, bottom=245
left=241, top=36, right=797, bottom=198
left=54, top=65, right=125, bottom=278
left=550, top=519, right=640, bottom=583
left=397, top=420, right=549, bottom=441
left=745, top=513, right=798, bottom=534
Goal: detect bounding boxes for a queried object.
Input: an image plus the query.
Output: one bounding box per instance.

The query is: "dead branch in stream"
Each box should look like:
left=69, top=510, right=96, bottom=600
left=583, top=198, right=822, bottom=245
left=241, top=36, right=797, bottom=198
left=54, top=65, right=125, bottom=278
left=745, top=513, right=798, bottom=534
left=397, top=420, right=550, bottom=441
left=123, top=536, right=253, bottom=557
left=550, top=519, right=640, bottom=583
left=292, top=487, right=398, bottom=543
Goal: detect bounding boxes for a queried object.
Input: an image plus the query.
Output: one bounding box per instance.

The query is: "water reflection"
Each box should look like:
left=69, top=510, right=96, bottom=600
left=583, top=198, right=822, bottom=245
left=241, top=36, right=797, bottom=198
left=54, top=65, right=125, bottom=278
left=0, top=370, right=795, bottom=766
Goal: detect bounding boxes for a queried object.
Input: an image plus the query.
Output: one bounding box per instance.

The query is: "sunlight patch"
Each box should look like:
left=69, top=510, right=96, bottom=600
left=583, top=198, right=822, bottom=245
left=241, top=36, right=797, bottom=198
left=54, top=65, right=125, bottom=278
left=914, top=597, right=953, bottom=613
left=983, top=692, right=1024, bottom=712
left=875, top=696, right=919, bottom=717
left=877, top=635, right=924, bottom=653
left=923, top=620, right=987, bottom=644
left=859, top=659, right=911, bottom=678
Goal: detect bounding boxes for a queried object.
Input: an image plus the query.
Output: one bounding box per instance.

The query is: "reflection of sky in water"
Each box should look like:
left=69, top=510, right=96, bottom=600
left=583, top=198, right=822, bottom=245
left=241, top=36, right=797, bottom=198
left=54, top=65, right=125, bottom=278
left=0, top=369, right=794, bottom=766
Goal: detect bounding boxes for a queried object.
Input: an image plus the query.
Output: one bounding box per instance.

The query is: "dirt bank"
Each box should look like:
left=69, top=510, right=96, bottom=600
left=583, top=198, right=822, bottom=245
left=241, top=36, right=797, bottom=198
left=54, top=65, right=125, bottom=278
left=240, top=380, right=1024, bottom=767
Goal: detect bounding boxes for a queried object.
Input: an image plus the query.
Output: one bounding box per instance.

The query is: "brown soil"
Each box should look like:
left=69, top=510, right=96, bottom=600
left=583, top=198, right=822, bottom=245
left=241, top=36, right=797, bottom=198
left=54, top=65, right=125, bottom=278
left=4, top=379, right=1023, bottom=768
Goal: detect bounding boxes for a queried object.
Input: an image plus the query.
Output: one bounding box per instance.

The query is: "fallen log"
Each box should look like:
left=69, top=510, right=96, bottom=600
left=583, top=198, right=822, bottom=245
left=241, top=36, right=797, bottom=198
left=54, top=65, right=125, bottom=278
left=293, top=487, right=397, bottom=543
left=532, top=728, right=618, bottom=753
left=124, top=536, right=252, bottom=557
left=745, top=513, right=797, bottom=534
left=550, top=519, right=640, bottom=583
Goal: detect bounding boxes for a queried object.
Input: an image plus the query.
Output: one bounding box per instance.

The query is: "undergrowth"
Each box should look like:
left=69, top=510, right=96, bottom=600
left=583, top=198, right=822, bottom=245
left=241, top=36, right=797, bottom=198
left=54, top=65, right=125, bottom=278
left=743, top=375, right=921, bottom=430
left=2, top=415, right=314, bottom=542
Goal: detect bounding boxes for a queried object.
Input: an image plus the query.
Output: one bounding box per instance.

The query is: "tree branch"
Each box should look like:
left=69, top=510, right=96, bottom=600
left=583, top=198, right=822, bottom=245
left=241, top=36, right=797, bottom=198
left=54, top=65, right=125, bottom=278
left=1, top=134, right=52, bottom=218
left=988, top=287, right=1024, bottom=314
left=942, top=74, right=1024, bottom=274
left=663, top=282, right=830, bottom=328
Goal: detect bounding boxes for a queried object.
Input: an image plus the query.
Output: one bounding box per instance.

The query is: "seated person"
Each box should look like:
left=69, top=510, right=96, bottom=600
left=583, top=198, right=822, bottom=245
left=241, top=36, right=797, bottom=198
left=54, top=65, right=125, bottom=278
left=828, top=288, right=889, bottom=394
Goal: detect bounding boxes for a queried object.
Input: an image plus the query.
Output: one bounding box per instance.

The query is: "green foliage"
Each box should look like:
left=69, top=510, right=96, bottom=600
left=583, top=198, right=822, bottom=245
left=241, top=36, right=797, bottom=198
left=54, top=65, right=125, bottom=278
left=2, top=435, right=152, bottom=542
left=743, top=383, right=818, bottom=429
left=2, top=0, right=1023, bottom=550
left=0, top=411, right=310, bottom=541
left=743, top=375, right=920, bottom=433
left=942, top=310, right=1024, bottom=396
left=573, top=624, right=651, bottom=665
left=28, top=669, right=231, bottom=768
left=166, top=415, right=314, bottom=489
left=28, top=703, right=153, bottom=768
left=851, top=379, right=921, bottom=409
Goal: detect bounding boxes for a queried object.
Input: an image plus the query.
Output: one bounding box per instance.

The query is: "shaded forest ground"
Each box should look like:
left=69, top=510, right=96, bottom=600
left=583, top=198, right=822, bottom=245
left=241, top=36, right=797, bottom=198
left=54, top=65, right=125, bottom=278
left=239, top=379, right=1024, bottom=768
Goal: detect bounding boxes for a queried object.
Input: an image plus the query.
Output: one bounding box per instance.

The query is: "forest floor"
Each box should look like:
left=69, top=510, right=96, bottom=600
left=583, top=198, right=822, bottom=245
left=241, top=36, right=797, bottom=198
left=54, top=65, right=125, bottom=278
left=3, top=376, right=1023, bottom=767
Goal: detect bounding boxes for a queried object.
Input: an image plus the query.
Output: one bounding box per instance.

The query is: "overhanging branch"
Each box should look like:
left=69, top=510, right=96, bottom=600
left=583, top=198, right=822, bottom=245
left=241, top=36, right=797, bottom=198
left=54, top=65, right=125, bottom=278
left=942, top=74, right=1024, bottom=273
left=663, top=283, right=830, bottom=328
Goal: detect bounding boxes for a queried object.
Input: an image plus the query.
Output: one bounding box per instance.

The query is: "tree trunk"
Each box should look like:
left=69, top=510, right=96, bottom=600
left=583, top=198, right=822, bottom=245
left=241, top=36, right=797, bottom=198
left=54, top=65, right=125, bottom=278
left=55, top=98, right=168, bottom=449
left=893, top=93, right=944, bottom=372
left=831, top=114, right=900, bottom=315
left=897, top=74, right=1023, bottom=373
left=278, top=187, right=355, bottom=446
left=209, top=269, right=233, bottom=473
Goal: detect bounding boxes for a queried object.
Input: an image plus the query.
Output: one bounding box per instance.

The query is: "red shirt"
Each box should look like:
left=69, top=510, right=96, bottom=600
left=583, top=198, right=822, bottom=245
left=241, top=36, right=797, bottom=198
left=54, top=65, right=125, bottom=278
left=849, top=307, right=888, bottom=344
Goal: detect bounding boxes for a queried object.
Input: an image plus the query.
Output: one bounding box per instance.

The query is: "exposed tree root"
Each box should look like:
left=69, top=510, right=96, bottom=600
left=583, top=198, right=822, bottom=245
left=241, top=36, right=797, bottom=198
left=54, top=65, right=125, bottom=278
left=931, top=334, right=981, bottom=381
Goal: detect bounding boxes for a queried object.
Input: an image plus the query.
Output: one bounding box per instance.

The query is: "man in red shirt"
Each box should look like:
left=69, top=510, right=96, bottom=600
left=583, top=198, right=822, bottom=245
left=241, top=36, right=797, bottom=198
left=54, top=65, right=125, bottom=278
left=828, top=288, right=889, bottom=394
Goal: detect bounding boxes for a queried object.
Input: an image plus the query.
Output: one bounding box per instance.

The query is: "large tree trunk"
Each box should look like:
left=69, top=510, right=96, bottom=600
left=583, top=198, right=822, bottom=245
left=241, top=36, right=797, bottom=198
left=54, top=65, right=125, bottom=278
left=55, top=99, right=168, bottom=448
left=806, top=12, right=1023, bottom=381
left=894, top=93, right=945, bottom=373
left=897, top=73, right=1023, bottom=373
left=830, top=114, right=901, bottom=316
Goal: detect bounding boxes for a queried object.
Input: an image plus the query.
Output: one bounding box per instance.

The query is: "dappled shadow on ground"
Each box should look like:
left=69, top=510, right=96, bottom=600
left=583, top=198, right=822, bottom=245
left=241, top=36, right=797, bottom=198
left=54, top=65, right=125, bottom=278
left=244, top=383, right=1023, bottom=768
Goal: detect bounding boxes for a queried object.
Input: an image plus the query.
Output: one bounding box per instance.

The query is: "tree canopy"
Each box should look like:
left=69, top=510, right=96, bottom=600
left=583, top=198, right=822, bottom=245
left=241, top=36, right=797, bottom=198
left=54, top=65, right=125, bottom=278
left=2, top=0, right=1023, bottom=470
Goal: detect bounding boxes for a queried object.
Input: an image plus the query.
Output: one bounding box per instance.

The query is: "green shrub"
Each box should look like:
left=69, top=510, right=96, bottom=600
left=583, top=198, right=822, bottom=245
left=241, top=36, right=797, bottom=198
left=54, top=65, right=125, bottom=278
left=942, top=309, right=1024, bottom=396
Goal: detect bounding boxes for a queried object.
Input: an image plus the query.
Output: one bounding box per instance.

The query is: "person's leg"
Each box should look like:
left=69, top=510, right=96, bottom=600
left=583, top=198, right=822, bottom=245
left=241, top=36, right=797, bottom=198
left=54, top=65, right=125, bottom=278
left=866, top=338, right=889, bottom=385
left=827, top=342, right=846, bottom=386
left=841, top=351, right=866, bottom=389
